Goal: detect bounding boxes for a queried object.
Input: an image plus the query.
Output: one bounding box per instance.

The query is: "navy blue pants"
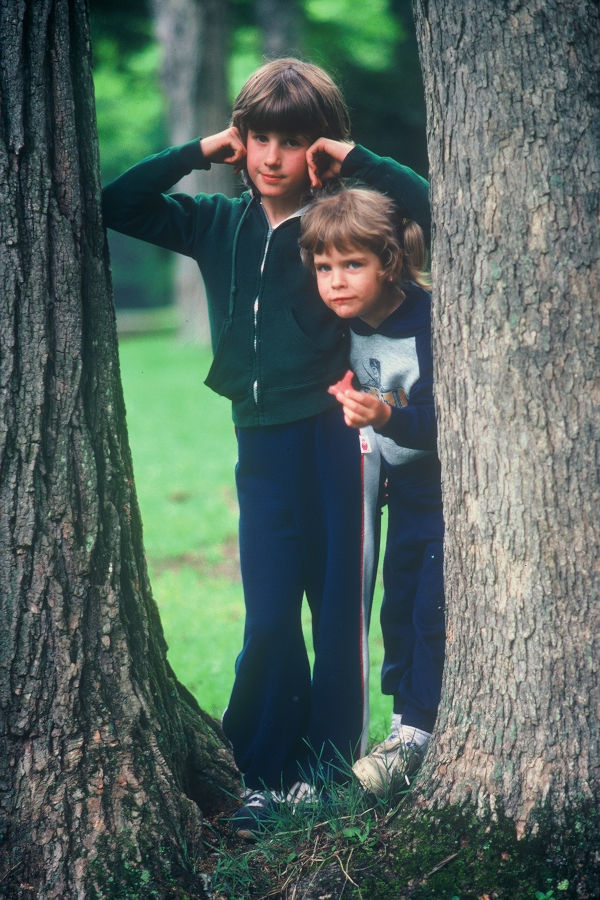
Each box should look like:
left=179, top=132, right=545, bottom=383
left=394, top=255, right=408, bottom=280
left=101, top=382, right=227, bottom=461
left=380, top=459, right=445, bottom=734
left=222, top=408, right=379, bottom=790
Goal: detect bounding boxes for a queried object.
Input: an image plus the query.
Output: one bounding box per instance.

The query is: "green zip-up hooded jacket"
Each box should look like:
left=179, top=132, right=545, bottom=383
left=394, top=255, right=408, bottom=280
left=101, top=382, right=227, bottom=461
left=102, top=140, right=430, bottom=427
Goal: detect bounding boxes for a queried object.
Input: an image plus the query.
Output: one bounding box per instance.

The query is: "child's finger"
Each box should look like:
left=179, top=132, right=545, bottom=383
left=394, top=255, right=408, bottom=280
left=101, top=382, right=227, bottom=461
left=305, top=138, right=323, bottom=163
left=307, top=165, right=322, bottom=188
left=224, top=145, right=246, bottom=172
left=230, top=145, right=246, bottom=161
left=327, top=369, right=355, bottom=397
left=338, top=387, right=366, bottom=406
left=306, top=153, right=323, bottom=188
left=342, top=407, right=367, bottom=429
left=306, top=141, right=330, bottom=169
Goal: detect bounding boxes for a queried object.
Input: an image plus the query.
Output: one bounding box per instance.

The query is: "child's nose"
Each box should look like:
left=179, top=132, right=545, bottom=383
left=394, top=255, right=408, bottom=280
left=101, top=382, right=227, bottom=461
left=331, top=267, right=346, bottom=287
left=265, top=142, right=281, bottom=164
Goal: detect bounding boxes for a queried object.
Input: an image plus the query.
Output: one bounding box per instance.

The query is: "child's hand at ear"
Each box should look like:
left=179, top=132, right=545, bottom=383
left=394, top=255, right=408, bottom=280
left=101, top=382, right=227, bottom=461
left=306, top=138, right=354, bottom=188
left=201, top=128, right=246, bottom=174
left=333, top=386, right=392, bottom=431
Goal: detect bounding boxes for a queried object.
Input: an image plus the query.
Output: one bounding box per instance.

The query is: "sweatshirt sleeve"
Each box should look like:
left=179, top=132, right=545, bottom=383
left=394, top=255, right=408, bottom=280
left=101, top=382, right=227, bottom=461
left=376, top=379, right=438, bottom=451
left=340, top=145, right=431, bottom=246
left=101, top=140, right=212, bottom=257
left=375, top=324, right=437, bottom=451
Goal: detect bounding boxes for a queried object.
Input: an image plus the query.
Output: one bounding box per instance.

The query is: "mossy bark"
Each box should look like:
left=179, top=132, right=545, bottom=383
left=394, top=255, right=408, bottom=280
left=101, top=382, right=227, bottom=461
left=412, top=0, right=600, bottom=830
left=0, top=2, right=239, bottom=896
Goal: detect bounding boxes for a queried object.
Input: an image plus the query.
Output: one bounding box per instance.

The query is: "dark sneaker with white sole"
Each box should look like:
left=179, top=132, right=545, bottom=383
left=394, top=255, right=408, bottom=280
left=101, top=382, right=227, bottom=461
left=232, top=781, right=318, bottom=840
left=231, top=789, right=283, bottom=841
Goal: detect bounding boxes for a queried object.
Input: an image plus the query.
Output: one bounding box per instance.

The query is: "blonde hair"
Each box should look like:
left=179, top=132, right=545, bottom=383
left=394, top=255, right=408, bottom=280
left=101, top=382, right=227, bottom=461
left=299, top=188, right=430, bottom=291
left=231, top=58, right=350, bottom=142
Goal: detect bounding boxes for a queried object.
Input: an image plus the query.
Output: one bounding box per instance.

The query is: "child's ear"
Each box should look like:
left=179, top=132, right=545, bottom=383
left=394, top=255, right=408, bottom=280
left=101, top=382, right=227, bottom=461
left=386, top=253, right=403, bottom=284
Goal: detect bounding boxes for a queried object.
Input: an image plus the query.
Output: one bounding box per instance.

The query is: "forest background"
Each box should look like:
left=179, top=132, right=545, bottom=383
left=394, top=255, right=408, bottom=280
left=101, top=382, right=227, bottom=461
left=90, top=0, right=425, bottom=740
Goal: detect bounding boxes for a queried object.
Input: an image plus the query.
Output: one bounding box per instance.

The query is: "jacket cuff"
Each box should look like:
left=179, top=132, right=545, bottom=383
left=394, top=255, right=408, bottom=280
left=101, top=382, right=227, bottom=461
left=179, top=138, right=212, bottom=172
left=340, top=144, right=378, bottom=177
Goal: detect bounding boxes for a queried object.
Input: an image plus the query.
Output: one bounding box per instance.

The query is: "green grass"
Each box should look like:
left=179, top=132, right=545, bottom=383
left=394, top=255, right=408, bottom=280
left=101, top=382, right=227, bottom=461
left=118, top=330, right=389, bottom=741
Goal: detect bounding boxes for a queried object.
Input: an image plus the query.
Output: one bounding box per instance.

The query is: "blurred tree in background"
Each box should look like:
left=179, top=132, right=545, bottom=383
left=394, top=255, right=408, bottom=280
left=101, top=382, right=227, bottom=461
left=256, top=0, right=303, bottom=58
left=91, top=0, right=427, bottom=337
left=151, top=0, right=232, bottom=342
left=91, top=0, right=171, bottom=315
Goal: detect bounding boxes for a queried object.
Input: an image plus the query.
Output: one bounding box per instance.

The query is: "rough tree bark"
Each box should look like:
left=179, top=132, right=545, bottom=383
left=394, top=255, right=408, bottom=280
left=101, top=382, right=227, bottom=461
left=412, top=0, right=599, bottom=830
left=0, top=2, right=238, bottom=896
left=152, top=0, right=232, bottom=344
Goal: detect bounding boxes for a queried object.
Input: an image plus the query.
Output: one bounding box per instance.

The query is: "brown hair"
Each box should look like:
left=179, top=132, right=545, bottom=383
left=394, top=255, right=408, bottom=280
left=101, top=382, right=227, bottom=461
left=231, top=58, right=351, bottom=142
left=299, top=187, right=430, bottom=291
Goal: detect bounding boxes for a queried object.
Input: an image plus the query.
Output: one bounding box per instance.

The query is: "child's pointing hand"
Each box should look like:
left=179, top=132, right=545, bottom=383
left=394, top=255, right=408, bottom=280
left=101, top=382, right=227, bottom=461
left=332, top=386, right=392, bottom=431
left=306, top=138, right=354, bottom=188
left=201, top=128, right=247, bottom=174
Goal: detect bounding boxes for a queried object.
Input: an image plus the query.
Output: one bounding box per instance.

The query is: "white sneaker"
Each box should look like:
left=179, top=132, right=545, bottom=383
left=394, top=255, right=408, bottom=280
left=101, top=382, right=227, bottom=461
left=285, top=781, right=318, bottom=805
left=352, top=724, right=431, bottom=796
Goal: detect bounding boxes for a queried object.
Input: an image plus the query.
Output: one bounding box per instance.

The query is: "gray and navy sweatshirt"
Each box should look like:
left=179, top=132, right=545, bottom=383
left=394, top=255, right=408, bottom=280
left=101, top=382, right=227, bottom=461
left=349, top=281, right=438, bottom=479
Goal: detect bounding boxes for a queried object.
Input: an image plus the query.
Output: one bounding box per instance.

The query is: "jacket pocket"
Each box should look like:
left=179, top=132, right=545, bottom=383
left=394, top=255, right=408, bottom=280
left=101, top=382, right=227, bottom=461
left=264, top=308, right=347, bottom=388
left=204, top=315, right=253, bottom=401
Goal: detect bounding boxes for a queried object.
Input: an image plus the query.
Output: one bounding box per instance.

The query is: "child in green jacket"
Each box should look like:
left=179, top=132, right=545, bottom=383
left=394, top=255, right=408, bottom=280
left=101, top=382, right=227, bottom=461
left=102, top=57, right=430, bottom=838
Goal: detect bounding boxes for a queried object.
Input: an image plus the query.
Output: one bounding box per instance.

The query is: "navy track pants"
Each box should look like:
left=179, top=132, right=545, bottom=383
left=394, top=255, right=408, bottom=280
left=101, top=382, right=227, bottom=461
left=380, top=461, right=445, bottom=734
left=222, top=407, right=380, bottom=789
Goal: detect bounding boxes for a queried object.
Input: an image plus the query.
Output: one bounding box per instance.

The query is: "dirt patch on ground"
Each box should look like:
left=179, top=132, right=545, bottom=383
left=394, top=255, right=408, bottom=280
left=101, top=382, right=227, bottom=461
left=151, top=535, right=241, bottom=582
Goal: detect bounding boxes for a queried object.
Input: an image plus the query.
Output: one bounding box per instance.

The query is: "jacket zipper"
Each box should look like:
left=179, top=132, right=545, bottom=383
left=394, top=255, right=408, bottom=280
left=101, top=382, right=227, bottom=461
left=252, top=204, right=307, bottom=409
left=253, top=216, right=274, bottom=407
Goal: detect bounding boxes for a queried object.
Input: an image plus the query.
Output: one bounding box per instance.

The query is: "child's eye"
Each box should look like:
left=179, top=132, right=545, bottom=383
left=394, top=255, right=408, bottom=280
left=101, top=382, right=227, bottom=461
left=284, top=137, right=302, bottom=147
left=347, top=260, right=363, bottom=270
left=315, top=264, right=331, bottom=273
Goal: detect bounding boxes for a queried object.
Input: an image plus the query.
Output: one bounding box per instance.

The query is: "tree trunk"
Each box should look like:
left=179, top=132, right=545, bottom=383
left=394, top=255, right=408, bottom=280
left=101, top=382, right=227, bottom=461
left=413, top=0, right=599, bottom=831
left=0, top=2, right=238, bottom=896
left=152, top=0, right=233, bottom=345
left=256, top=0, right=303, bottom=59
